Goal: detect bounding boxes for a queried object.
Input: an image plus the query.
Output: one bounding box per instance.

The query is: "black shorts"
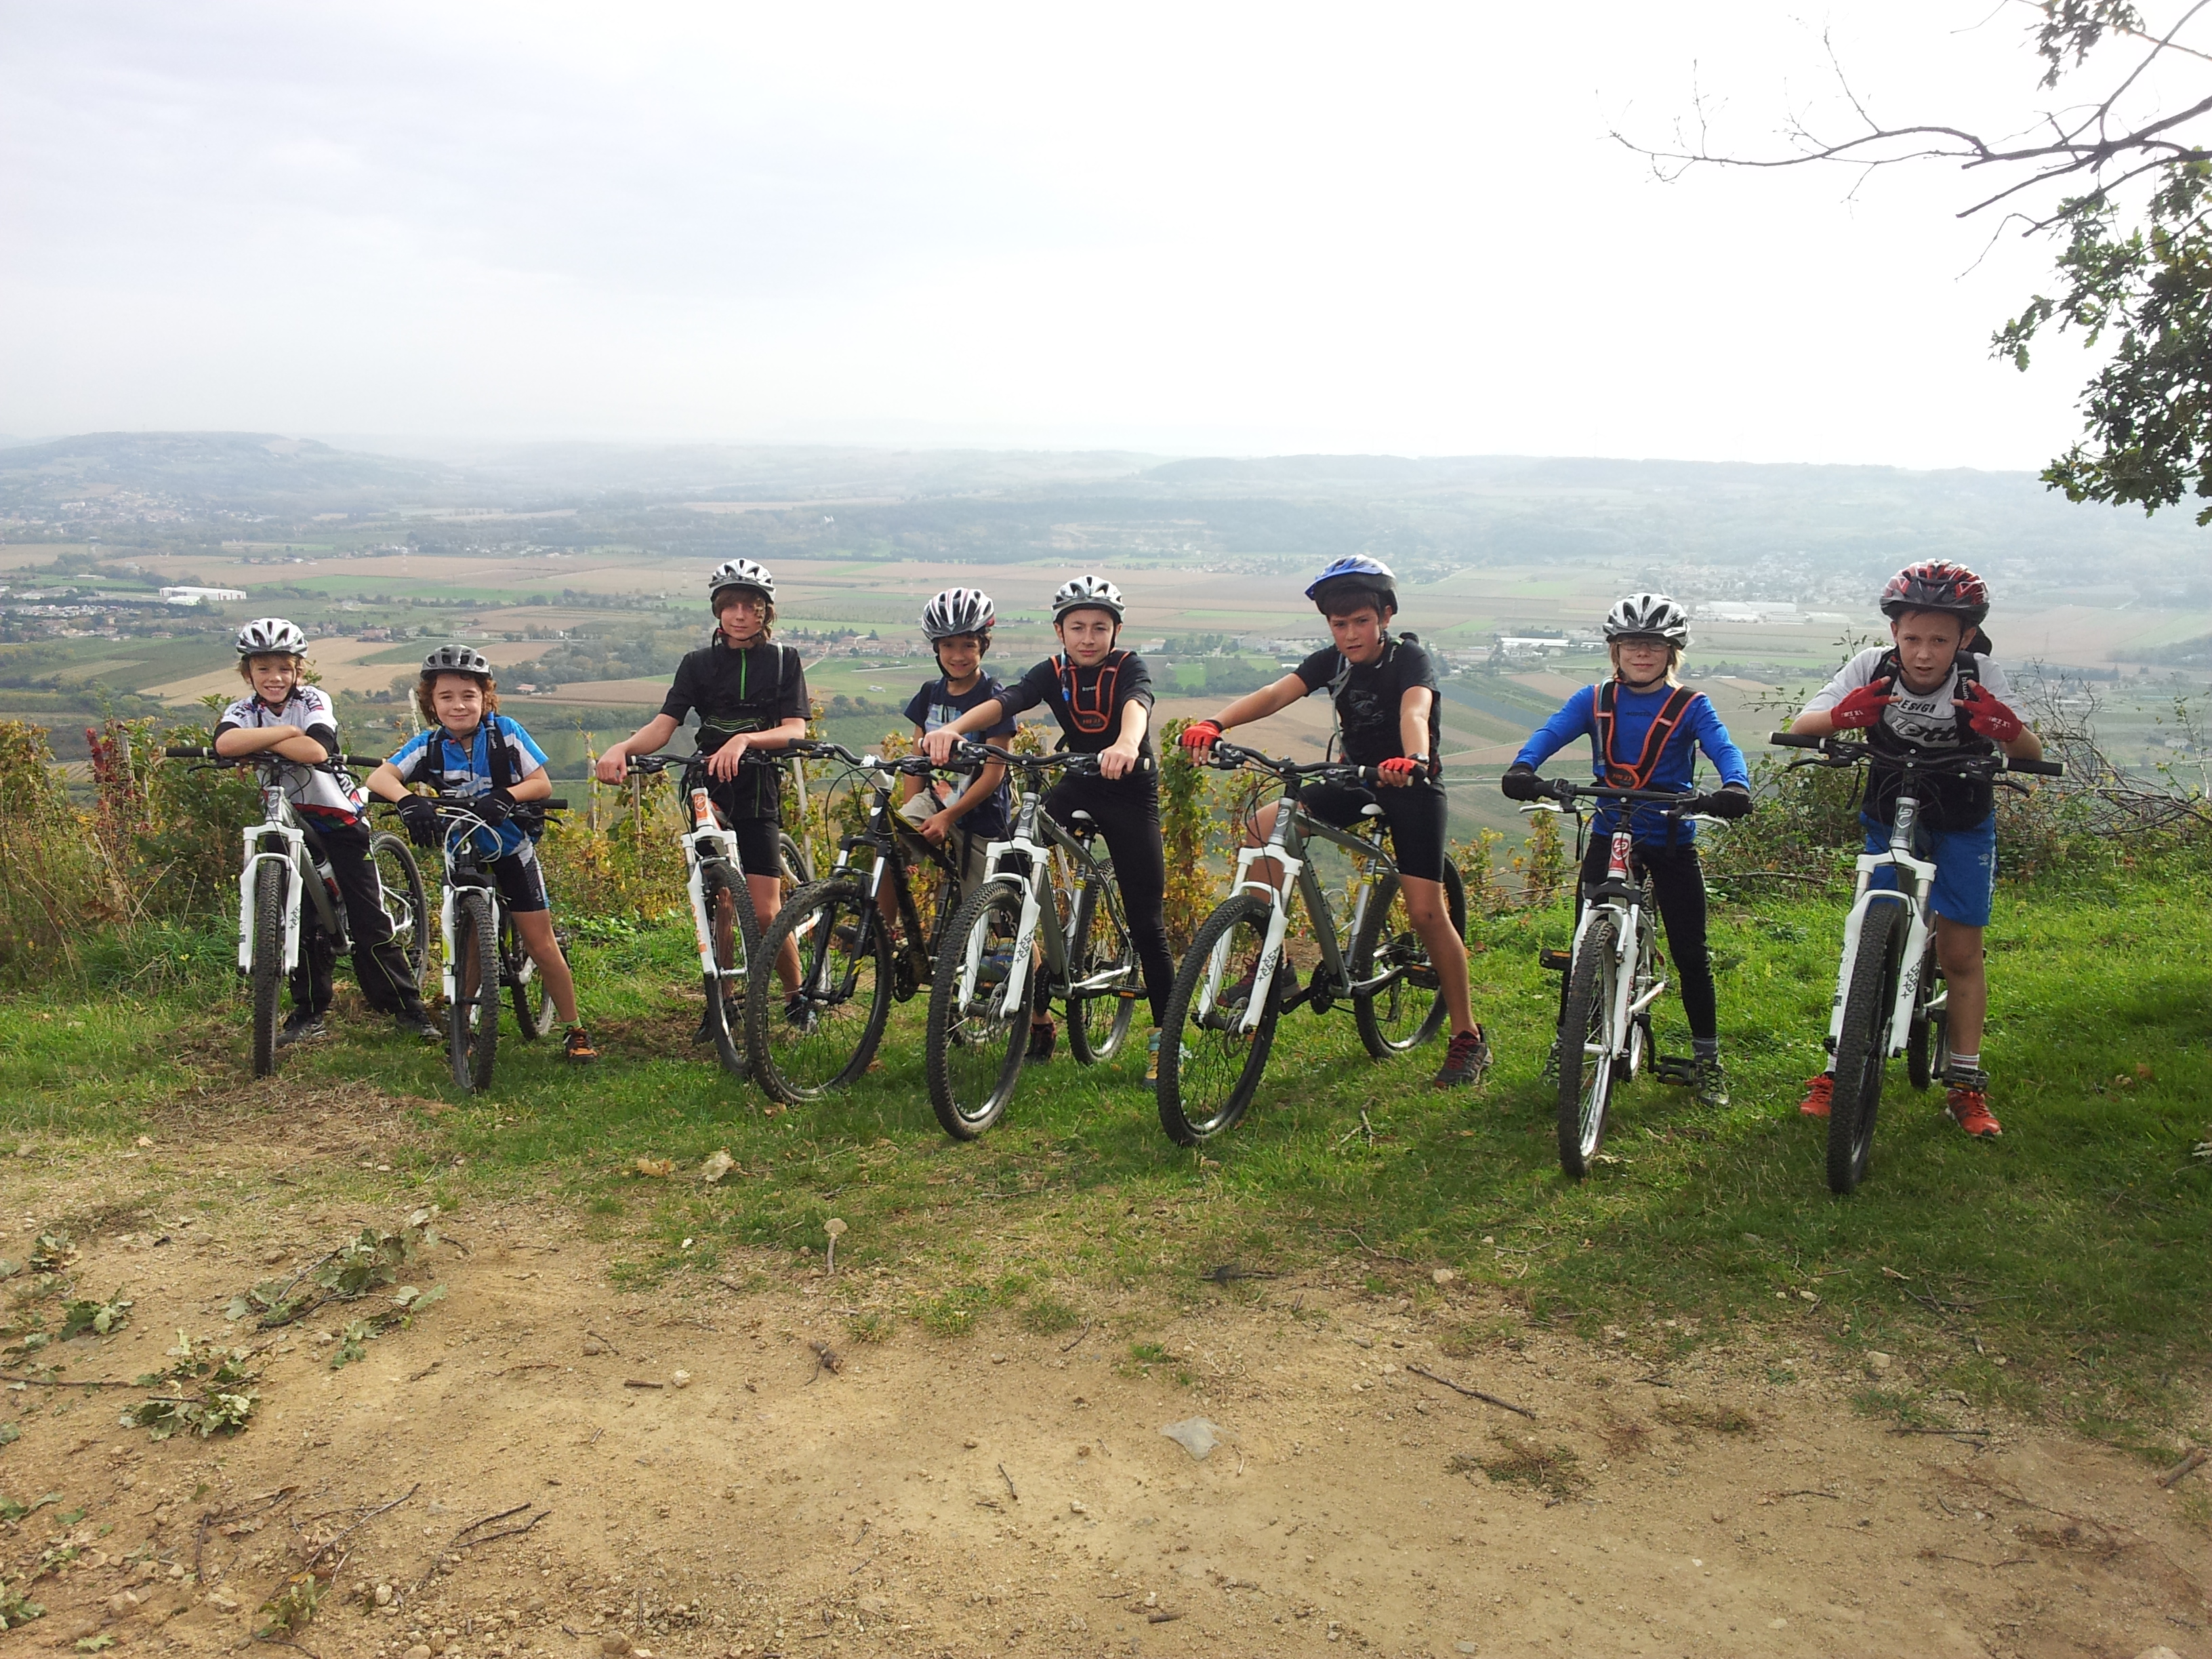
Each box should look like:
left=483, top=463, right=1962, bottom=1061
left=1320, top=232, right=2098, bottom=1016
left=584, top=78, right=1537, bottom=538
left=1297, top=779, right=1448, bottom=882
left=710, top=810, right=785, bottom=880
left=491, top=850, right=550, bottom=915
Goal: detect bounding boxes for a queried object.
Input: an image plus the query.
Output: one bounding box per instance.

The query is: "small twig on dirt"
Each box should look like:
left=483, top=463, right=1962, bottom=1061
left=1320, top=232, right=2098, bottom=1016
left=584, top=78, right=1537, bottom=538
left=453, top=1511, right=549, bottom=1550
left=584, top=1330, right=621, bottom=1355
left=304, top=1482, right=419, bottom=1570
left=622, top=1379, right=664, bottom=1390
left=1059, top=1324, right=1092, bottom=1355
left=1147, top=1609, right=1183, bottom=1624
left=1888, top=1426, right=1991, bottom=1443
left=249, top=1635, right=323, bottom=1658
left=1334, top=1229, right=1420, bottom=1268
left=0, top=1372, right=138, bottom=1388
left=998, top=1463, right=1019, bottom=1503
left=583, top=1427, right=604, bottom=1446
left=195, top=1484, right=300, bottom=1578
left=1201, top=1265, right=1282, bottom=1284
left=407, top=1360, right=443, bottom=1382
left=807, top=1340, right=842, bottom=1383
left=1918, top=1548, right=2034, bottom=1569
left=492, top=1361, right=559, bottom=1377
left=2158, top=1447, right=2208, bottom=1487
left=1405, top=1362, right=1535, bottom=1419
left=1767, top=1488, right=1841, bottom=1500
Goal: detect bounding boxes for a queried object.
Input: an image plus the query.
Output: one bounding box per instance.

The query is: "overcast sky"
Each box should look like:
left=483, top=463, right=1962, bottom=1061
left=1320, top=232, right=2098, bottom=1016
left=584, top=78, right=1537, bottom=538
left=0, top=1, right=2184, bottom=468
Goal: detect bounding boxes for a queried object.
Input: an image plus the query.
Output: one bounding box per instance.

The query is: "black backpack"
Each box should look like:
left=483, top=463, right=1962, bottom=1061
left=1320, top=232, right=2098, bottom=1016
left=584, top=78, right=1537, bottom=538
left=401, top=717, right=547, bottom=842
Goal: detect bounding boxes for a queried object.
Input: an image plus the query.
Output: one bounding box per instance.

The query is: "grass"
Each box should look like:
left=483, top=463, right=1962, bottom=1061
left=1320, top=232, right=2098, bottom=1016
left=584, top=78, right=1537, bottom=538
left=1, top=868, right=2207, bottom=1443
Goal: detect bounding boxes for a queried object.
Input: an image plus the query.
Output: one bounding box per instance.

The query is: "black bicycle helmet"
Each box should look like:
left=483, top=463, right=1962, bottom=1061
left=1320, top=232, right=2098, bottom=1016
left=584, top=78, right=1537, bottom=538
left=1878, top=560, right=1989, bottom=628
left=422, top=643, right=493, bottom=677
left=922, top=587, right=996, bottom=640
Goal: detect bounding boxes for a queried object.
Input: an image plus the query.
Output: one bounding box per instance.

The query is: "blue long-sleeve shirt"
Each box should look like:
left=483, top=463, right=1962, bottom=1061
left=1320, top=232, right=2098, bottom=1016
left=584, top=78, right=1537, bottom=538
left=1513, top=680, right=1748, bottom=844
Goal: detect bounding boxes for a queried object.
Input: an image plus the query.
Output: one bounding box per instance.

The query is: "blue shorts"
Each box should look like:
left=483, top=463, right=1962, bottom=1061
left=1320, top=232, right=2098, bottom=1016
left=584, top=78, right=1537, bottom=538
left=1860, top=813, right=1996, bottom=928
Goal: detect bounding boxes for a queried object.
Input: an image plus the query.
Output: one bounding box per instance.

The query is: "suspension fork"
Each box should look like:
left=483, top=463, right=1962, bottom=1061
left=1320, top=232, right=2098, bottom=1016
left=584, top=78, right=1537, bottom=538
left=238, top=808, right=306, bottom=976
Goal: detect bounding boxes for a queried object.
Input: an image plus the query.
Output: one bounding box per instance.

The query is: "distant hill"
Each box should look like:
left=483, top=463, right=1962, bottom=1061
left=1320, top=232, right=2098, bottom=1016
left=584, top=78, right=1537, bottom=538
left=0, top=432, right=468, bottom=512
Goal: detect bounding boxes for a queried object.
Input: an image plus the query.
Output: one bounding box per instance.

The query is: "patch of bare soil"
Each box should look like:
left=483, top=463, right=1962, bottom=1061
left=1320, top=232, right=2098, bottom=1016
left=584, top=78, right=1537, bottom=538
left=0, top=1105, right=2205, bottom=1659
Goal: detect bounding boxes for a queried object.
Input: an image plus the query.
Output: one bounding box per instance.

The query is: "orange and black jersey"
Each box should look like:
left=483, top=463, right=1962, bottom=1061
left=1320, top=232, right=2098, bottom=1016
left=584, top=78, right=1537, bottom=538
left=998, top=651, right=1156, bottom=768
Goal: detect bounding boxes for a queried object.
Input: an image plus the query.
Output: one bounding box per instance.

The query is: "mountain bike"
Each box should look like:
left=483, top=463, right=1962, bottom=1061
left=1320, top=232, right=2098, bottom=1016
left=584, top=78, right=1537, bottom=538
left=746, top=743, right=978, bottom=1104
left=407, top=792, right=569, bottom=1092
left=1770, top=730, right=2063, bottom=1194
left=163, top=745, right=428, bottom=1079
left=622, top=751, right=811, bottom=1080
left=924, top=744, right=1143, bottom=1140
left=1520, top=779, right=1708, bottom=1179
left=1155, top=741, right=1466, bottom=1145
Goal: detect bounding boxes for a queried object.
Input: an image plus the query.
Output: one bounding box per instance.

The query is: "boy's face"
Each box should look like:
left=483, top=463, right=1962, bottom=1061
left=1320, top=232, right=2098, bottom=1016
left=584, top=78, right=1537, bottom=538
left=430, top=673, right=487, bottom=732
left=1889, top=610, right=1965, bottom=691
left=1613, top=637, right=1672, bottom=684
left=1055, top=608, right=1118, bottom=665
left=1326, top=603, right=1389, bottom=665
left=934, top=634, right=984, bottom=684
left=715, top=590, right=768, bottom=648
left=247, top=654, right=301, bottom=704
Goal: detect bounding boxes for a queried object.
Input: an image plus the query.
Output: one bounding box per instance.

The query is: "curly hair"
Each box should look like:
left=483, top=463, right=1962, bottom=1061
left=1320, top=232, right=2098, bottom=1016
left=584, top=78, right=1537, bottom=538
left=413, top=669, right=499, bottom=728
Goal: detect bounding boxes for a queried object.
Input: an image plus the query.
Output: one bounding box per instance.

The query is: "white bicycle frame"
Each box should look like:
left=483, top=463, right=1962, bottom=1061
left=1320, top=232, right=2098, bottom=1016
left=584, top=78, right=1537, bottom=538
left=1825, top=790, right=1940, bottom=1062
left=680, top=784, right=750, bottom=996
left=237, top=780, right=308, bottom=977
left=1564, top=823, right=1669, bottom=1067
left=952, top=785, right=1122, bottom=1017
left=1195, top=799, right=1384, bottom=1037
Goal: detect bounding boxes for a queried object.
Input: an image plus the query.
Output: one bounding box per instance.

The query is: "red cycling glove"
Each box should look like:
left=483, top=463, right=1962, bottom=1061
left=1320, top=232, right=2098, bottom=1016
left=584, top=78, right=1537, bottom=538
left=1826, top=678, right=1896, bottom=731
left=1959, top=682, right=2024, bottom=743
left=1179, top=718, right=1224, bottom=752
left=1377, top=756, right=1423, bottom=783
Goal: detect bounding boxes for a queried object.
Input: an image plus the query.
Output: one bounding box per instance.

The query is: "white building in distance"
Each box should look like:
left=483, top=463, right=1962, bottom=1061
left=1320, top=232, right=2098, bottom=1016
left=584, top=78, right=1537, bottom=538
left=160, top=586, right=247, bottom=606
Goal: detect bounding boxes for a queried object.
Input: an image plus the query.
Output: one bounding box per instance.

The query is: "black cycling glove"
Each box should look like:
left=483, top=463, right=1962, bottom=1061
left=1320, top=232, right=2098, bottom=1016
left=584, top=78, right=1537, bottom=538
left=1697, top=784, right=1754, bottom=820
left=395, top=794, right=441, bottom=848
left=1500, top=764, right=1541, bottom=802
left=473, top=787, right=516, bottom=828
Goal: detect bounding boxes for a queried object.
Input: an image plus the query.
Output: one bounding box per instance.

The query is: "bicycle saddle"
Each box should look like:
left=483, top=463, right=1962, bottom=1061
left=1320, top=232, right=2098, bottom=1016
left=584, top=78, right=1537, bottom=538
left=1358, top=803, right=1384, bottom=817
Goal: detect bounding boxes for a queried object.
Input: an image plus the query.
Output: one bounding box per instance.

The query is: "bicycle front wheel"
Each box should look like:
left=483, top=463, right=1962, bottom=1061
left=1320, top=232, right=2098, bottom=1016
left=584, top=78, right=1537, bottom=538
left=1557, top=914, right=1620, bottom=1179
left=698, top=857, right=758, bottom=1081
left=1067, top=872, right=1137, bottom=1064
left=501, top=908, right=558, bottom=1040
left=1158, top=893, right=1279, bottom=1145
left=747, top=878, right=892, bottom=1103
left=924, top=877, right=1028, bottom=1140
left=1905, top=941, right=1941, bottom=1092
left=1351, top=860, right=1465, bottom=1058
left=368, top=831, right=431, bottom=988
left=779, top=831, right=812, bottom=890
left=249, top=861, right=285, bottom=1079
left=1829, top=900, right=1902, bottom=1195
left=449, top=888, right=500, bottom=1092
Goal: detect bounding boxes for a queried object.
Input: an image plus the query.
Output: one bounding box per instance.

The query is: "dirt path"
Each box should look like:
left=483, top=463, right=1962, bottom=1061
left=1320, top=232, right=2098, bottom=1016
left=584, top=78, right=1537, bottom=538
left=0, top=1087, right=2204, bottom=1659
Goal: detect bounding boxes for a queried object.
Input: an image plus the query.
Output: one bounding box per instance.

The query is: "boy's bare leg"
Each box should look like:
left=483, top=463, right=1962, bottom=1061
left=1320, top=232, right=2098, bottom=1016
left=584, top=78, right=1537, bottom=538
left=508, top=910, right=580, bottom=1023
left=1933, top=915, right=1986, bottom=1057
left=748, top=872, right=802, bottom=994
left=1398, top=874, right=1475, bottom=1034
left=1244, top=800, right=1286, bottom=895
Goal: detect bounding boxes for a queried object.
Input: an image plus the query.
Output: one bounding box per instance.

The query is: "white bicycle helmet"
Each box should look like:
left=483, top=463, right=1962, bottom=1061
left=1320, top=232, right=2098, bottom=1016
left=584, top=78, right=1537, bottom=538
left=922, top=587, right=996, bottom=640
left=234, top=617, right=308, bottom=657
left=422, top=643, right=494, bottom=676
left=708, top=558, right=775, bottom=607
left=1602, top=592, right=1690, bottom=649
left=1050, top=573, right=1124, bottom=623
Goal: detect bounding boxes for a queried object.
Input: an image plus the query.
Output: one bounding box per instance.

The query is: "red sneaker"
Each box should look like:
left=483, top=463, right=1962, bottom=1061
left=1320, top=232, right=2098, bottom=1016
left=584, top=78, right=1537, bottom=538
left=1945, top=1086, right=2002, bottom=1138
left=1797, top=1073, right=1832, bottom=1118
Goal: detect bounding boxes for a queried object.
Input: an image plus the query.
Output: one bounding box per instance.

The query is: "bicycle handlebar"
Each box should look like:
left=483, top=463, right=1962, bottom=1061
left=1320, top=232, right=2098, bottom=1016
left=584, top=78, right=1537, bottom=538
left=1767, top=731, right=2064, bottom=779
left=1532, top=778, right=1700, bottom=808
left=1193, top=738, right=1378, bottom=785
left=956, top=741, right=1155, bottom=777
left=163, top=744, right=384, bottom=773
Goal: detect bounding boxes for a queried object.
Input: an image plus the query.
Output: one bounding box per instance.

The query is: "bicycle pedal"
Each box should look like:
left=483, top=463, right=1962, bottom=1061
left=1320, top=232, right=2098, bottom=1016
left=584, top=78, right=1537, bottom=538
left=1538, top=948, right=1572, bottom=973
left=1653, top=1057, right=1698, bottom=1086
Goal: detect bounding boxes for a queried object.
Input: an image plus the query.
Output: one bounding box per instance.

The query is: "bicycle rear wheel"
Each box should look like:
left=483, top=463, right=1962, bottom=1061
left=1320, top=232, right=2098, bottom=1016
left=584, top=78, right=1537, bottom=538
left=249, top=861, right=285, bottom=1079
left=368, top=831, right=431, bottom=988
left=924, top=877, right=1028, bottom=1139
left=1158, top=893, right=1279, bottom=1145
left=698, top=857, right=758, bottom=1081
left=449, top=888, right=500, bottom=1092
left=1828, top=900, right=1902, bottom=1195
left=1066, top=872, right=1137, bottom=1065
left=1351, top=861, right=1465, bottom=1058
left=748, top=878, right=892, bottom=1103
left=779, top=831, right=812, bottom=890
left=501, top=909, right=558, bottom=1040
left=1557, top=914, right=1620, bottom=1179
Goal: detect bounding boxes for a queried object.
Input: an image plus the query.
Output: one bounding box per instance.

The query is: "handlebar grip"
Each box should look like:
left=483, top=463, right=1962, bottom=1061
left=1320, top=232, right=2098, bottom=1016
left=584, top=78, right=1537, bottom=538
left=543, top=798, right=570, bottom=811
left=162, top=745, right=213, bottom=760
left=337, top=754, right=388, bottom=769
left=2008, top=758, right=2064, bottom=777
left=1769, top=731, right=1824, bottom=750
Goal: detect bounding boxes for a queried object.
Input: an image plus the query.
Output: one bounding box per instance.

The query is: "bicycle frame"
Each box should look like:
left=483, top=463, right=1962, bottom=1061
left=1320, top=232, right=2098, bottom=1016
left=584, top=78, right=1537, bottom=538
left=1206, top=789, right=1393, bottom=1036
left=236, top=776, right=347, bottom=979
left=1562, top=820, right=1669, bottom=1065
left=832, top=757, right=965, bottom=961
left=678, top=779, right=748, bottom=996
left=1825, top=790, right=1940, bottom=1063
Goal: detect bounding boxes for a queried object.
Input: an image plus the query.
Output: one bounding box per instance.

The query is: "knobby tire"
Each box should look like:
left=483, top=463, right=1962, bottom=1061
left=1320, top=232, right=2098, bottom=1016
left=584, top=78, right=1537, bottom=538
left=450, top=888, right=500, bottom=1093
left=249, top=861, right=285, bottom=1080
left=747, top=877, right=893, bottom=1103
left=1829, top=900, right=1902, bottom=1195
left=1557, top=914, right=1620, bottom=1180
left=698, top=858, right=758, bottom=1082
left=924, top=876, right=1028, bottom=1140
left=1067, top=871, right=1137, bottom=1065
left=367, top=831, right=431, bottom=988
left=1157, top=893, right=1279, bottom=1145
left=1351, top=861, right=1465, bottom=1059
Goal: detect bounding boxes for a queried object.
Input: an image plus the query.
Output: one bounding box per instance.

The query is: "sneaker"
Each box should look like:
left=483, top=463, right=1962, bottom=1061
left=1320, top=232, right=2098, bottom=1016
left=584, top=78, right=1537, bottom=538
left=1798, top=1073, right=1832, bottom=1118
left=1945, top=1082, right=2001, bottom=1138
left=1146, top=1029, right=1164, bottom=1084
left=1432, top=1026, right=1492, bottom=1089
left=1694, top=1055, right=1730, bottom=1109
left=276, top=1011, right=328, bottom=1048
left=394, top=1010, right=441, bottom=1043
left=693, top=998, right=737, bottom=1045
left=563, top=1026, right=599, bottom=1063
left=784, top=994, right=817, bottom=1035
left=1026, top=1019, right=1057, bottom=1061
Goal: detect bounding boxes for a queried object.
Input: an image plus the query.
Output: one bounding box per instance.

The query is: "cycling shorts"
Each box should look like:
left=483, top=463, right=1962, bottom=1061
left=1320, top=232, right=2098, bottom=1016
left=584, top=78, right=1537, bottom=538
left=1861, top=811, right=1996, bottom=929
left=489, top=846, right=550, bottom=915
left=1297, top=779, right=1447, bottom=883
left=711, top=814, right=785, bottom=881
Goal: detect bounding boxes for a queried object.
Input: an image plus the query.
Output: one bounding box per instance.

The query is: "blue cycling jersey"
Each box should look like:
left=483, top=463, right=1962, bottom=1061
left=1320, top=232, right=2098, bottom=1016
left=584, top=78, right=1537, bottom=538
left=1514, top=680, right=1748, bottom=844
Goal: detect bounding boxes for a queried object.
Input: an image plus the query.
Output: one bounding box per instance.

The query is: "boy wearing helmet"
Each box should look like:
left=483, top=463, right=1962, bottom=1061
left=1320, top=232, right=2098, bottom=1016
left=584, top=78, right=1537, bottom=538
left=595, top=560, right=812, bottom=1031
left=921, top=574, right=1174, bottom=1073
left=1501, top=594, right=1751, bottom=1107
left=1788, top=560, right=2041, bottom=1138
left=1181, top=556, right=1493, bottom=1089
left=213, top=618, right=436, bottom=1046
left=898, top=588, right=1015, bottom=898
left=368, top=647, right=596, bottom=1062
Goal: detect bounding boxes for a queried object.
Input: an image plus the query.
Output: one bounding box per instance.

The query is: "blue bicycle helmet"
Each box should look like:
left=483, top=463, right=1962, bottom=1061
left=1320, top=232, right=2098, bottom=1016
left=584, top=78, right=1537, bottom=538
left=1305, top=555, right=1397, bottom=615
